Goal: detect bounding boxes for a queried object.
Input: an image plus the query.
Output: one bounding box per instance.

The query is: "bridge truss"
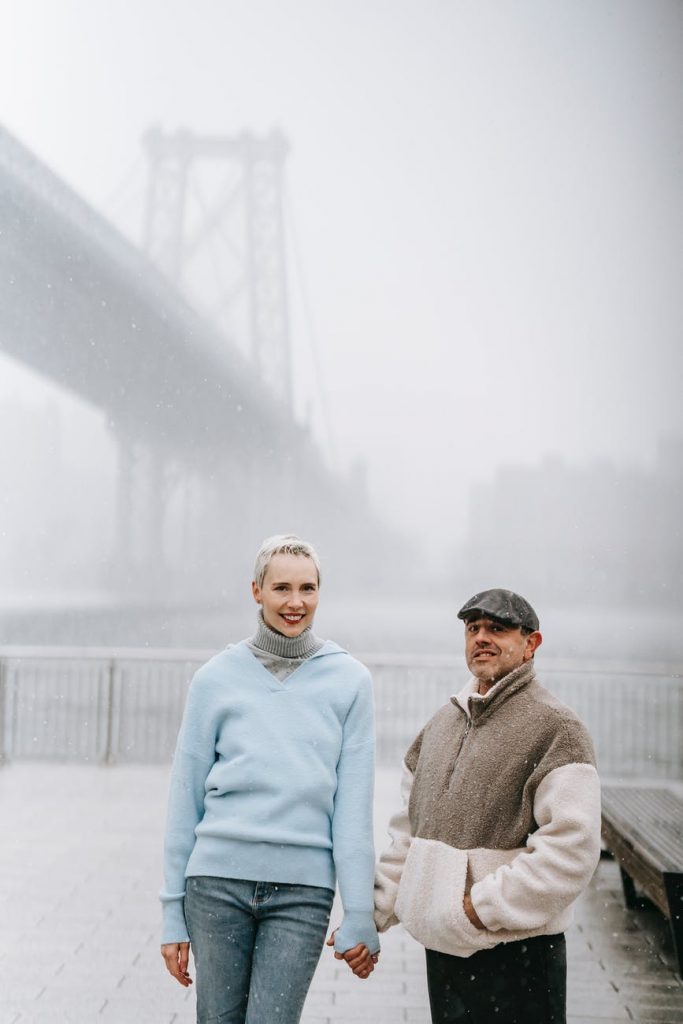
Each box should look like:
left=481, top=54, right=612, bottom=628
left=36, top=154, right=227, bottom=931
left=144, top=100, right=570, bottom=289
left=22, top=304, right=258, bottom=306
left=142, top=128, right=292, bottom=410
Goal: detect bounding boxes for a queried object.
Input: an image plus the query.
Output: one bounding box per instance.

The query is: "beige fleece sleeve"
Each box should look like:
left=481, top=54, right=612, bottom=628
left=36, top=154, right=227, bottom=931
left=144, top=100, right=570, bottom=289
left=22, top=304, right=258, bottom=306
left=470, top=762, right=601, bottom=932
left=373, top=761, right=414, bottom=931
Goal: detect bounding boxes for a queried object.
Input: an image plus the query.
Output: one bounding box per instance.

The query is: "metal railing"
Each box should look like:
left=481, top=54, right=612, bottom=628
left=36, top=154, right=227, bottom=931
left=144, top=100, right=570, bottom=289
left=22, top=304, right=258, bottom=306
left=0, top=646, right=681, bottom=778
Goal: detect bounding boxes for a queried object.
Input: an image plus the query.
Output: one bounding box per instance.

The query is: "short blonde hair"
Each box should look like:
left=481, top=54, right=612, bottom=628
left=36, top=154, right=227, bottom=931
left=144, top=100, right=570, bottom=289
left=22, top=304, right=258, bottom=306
left=253, top=534, right=321, bottom=588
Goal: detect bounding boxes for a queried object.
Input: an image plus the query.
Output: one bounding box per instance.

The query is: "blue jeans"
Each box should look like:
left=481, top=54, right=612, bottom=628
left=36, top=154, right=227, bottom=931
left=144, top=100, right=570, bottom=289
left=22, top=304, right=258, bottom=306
left=184, top=876, right=334, bottom=1024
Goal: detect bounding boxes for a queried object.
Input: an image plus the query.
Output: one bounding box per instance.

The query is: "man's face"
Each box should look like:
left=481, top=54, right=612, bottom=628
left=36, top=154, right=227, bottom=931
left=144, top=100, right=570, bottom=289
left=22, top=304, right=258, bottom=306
left=464, top=616, right=542, bottom=685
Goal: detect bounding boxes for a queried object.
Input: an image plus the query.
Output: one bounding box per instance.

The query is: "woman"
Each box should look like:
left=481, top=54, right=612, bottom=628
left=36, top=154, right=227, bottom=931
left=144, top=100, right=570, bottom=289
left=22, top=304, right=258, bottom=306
left=160, top=534, right=379, bottom=1023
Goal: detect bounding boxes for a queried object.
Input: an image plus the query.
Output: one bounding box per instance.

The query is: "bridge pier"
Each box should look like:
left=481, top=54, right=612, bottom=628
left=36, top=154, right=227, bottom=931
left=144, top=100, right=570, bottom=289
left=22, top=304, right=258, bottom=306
left=112, top=434, right=135, bottom=589
left=111, top=433, right=170, bottom=597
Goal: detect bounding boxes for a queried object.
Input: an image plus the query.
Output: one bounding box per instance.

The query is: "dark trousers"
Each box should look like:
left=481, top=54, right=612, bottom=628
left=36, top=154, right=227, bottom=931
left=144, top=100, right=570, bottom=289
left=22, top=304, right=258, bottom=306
left=425, top=934, right=567, bottom=1024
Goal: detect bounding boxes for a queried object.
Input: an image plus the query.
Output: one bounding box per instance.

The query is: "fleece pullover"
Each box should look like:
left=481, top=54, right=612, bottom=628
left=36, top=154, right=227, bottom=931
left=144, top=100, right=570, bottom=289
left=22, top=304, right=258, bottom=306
left=374, top=661, right=601, bottom=957
left=161, top=639, right=378, bottom=955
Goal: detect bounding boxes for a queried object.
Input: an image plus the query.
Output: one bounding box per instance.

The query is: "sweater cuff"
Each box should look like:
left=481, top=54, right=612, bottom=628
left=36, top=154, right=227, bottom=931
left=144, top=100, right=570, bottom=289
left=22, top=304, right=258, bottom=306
left=161, top=898, right=190, bottom=945
left=334, top=911, right=380, bottom=954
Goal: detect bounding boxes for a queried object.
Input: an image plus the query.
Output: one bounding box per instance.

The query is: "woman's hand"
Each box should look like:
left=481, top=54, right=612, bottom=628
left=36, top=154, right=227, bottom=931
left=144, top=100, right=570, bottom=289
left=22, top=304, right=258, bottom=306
left=326, top=932, right=379, bottom=979
left=161, top=942, right=193, bottom=987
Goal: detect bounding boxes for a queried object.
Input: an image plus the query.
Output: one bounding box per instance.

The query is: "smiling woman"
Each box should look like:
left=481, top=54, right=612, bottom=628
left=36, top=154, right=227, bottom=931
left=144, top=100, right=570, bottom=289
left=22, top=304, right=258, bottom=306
left=159, top=534, right=379, bottom=1024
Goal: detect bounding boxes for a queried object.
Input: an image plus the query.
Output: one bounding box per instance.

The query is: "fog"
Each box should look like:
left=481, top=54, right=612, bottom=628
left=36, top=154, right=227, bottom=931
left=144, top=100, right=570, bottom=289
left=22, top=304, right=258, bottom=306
left=0, top=0, right=682, bottom=653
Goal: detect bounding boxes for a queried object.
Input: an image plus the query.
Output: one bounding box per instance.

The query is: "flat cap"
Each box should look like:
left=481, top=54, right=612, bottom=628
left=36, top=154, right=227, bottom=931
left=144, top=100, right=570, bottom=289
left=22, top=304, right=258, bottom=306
left=457, top=588, right=540, bottom=632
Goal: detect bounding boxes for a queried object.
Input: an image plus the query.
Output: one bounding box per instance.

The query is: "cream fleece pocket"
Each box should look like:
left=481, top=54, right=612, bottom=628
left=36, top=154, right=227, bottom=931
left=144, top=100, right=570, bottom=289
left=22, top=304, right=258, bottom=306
left=394, top=838, right=499, bottom=957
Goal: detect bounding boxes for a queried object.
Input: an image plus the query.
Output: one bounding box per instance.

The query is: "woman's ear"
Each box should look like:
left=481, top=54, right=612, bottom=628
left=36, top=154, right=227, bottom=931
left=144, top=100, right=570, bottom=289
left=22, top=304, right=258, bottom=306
left=251, top=580, right=262, bottom=604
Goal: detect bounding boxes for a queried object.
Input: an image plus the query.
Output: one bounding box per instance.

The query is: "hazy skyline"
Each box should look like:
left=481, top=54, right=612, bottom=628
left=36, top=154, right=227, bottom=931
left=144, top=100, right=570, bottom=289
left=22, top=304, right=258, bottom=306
left=1, top=0, right=681, bottom=552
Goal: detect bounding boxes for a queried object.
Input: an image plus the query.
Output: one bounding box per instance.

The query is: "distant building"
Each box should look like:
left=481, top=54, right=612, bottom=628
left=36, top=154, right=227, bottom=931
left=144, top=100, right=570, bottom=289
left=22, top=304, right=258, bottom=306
left=457, top=438, right=683, bottom=608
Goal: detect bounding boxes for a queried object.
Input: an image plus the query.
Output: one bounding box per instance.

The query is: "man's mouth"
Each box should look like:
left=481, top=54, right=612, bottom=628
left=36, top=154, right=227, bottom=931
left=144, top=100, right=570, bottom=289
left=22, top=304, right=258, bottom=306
left=474, top=650, right=496, bottom=658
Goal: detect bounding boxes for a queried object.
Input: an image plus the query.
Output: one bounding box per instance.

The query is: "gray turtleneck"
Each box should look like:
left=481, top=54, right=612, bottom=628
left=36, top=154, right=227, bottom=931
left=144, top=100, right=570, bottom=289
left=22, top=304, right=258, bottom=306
left=247, top=610, right=325, bottom=681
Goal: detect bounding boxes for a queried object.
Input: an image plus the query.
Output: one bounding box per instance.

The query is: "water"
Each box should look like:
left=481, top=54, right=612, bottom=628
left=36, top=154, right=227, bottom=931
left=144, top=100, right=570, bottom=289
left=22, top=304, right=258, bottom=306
left=1, top=594, right=681, bottom=664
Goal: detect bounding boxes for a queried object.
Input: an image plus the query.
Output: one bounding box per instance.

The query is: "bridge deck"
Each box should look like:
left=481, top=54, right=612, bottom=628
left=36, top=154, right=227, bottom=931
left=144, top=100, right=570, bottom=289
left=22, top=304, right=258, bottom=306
left=1, top=765, right=682, bottom=1024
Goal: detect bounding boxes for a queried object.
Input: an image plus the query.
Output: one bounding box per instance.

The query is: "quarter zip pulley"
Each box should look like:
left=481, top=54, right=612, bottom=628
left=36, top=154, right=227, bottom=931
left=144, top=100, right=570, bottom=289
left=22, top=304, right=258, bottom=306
left=447, top=714, right=471, bottom=789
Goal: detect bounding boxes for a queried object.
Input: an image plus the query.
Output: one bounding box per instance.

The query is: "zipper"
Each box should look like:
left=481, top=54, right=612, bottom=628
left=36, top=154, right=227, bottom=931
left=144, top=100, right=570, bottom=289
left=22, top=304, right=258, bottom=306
left=450, top=713, right=471, bottom=770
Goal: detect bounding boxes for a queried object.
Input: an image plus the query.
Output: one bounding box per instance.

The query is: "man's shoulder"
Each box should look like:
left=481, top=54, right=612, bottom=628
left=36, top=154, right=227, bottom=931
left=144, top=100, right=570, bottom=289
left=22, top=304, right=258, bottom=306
left=405, top=700, right=462, bottom=767
left=522, top=677, right=596, bottom=764
left=526, top=677, right=588, bottom=728
left=420, top=699, right=462, bottom=732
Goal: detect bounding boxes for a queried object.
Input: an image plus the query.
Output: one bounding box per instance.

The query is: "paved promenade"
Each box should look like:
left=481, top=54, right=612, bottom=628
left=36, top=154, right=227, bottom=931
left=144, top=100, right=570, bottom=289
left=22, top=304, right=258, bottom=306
left=1, top=764, right=682, bottom=1024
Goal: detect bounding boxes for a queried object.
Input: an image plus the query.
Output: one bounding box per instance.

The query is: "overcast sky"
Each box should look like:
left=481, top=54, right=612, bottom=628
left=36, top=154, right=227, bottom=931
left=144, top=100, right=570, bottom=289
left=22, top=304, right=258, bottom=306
left=1, top=0, right=681, bottom=545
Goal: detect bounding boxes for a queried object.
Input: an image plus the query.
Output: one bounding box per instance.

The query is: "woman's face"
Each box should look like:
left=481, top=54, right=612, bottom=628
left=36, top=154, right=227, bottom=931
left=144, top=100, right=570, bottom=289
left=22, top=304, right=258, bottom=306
left=251, top=553, right=320, bottom=637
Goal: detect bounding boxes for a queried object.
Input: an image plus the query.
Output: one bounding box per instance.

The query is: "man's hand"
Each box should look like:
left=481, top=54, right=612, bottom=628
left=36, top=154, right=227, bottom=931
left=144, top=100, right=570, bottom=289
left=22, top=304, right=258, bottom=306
left=326, top=932, right=379, bottom=979
left=463, top=893, right=485, bottom=930
left=161, top=942, right=193, bottom=987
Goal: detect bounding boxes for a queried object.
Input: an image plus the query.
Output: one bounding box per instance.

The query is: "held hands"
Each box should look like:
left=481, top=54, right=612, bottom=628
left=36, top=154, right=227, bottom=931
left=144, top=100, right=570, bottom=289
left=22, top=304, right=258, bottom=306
left=326, top=931, right=379, bottom=980
left=161, top=942, right=193, bottom=987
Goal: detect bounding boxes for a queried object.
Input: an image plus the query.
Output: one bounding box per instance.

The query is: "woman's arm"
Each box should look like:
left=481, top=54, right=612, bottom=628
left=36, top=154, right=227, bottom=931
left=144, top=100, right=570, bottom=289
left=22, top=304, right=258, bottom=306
left=331, top=670, right=380, bottom=955
left=160, top=673, right=217, bottom=945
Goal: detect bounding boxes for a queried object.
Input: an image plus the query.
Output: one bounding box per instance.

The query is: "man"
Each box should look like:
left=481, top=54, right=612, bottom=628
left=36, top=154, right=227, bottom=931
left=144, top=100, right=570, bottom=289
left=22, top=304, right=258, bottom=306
left=374, top=588, right=601, bottom=1023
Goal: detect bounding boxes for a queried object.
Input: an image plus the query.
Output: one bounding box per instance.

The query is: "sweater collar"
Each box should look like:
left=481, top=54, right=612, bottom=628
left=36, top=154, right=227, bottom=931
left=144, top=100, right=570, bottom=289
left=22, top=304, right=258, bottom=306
left=453, top=660, right=536, bottom=722
left=249, top=609, right=323, bottom=660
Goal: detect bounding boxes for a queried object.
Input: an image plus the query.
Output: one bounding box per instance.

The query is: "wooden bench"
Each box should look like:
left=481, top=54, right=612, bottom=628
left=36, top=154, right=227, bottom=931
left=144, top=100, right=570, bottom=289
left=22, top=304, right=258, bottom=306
left=601, top=784, right=683, bottom=976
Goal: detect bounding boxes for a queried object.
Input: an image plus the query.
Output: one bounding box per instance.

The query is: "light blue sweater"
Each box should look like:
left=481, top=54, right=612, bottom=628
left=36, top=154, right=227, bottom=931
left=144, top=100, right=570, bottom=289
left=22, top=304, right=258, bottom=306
left=161, top=639, right=379, bottom=954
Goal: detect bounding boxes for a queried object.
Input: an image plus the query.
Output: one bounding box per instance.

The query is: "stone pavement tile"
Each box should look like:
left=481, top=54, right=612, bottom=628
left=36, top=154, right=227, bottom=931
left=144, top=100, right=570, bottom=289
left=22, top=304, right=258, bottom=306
left=567, top=1019, right=634, bottom=1023
left=0, top=1009, right=22, bottom=1024
left=633, top=1002, right=683, bottom=1018
left=328, top=984, right=412, bottom=1007
left=326, top=1012, right=400, bottom=1023
left=169, top=1010, right=199, bottom=1024
left=404, top=1009, right=432, bottom=1023
left=5, top=967, right=60, bottom=1003
left=2, top=1016, right=83, bottom=1024
left=99, top=994, right=194, bottom=1020
left=566, top=999, right=630, bottom=1020
left=615, top=980, right=683, bottom=998
left=5, top=946, right=65, bottom=974
left=628, top=1016, right=683, bottom=1024
left=12, top=990, right=110, bottom=1020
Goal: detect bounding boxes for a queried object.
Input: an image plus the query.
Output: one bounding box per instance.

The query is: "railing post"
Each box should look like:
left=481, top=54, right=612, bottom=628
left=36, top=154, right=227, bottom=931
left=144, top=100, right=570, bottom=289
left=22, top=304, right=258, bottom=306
left=103, top=658, right=117, bottom=765
left=0, top=658, right=7, bottom=765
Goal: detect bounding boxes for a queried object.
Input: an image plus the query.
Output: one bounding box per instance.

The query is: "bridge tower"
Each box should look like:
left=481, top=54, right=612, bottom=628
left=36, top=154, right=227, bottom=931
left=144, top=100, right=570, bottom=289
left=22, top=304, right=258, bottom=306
left=141, top=127, right=293, bottom=408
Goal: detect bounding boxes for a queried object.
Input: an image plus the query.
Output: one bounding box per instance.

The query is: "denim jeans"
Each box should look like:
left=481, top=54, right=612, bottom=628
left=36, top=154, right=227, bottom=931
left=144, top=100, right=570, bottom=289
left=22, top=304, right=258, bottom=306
left=184, top=876, right=334, bottom=1024
left=425, top=933, right=567, bottom=1023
